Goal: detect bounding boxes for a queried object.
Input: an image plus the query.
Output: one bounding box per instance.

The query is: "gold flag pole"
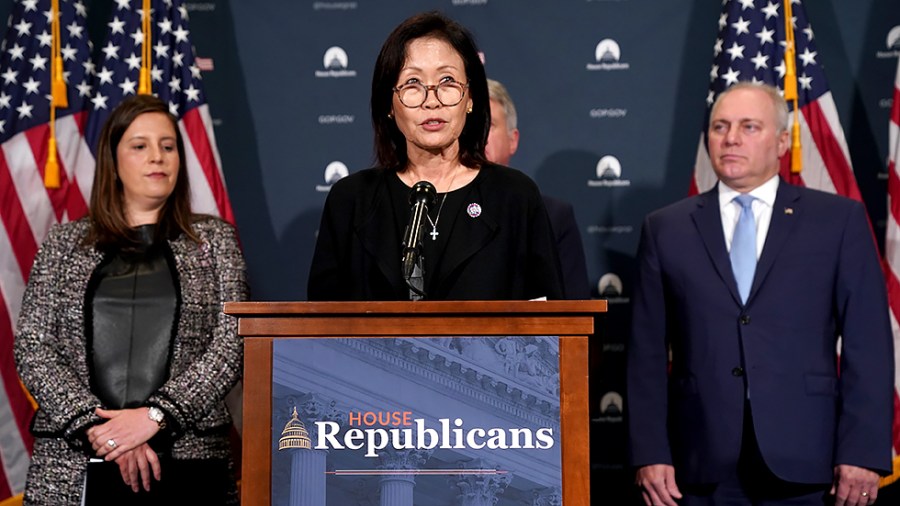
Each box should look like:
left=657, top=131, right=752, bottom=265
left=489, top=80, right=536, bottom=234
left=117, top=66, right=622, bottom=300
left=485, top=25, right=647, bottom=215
left=138, top=0, right=153, bottom=94
left=782, top=0, right=802, bottom=174
left=45, top=0, right=67, bottom=189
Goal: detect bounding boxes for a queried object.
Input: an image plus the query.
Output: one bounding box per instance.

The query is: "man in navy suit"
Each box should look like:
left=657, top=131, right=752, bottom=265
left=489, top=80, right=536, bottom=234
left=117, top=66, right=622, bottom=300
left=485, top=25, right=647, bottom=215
left=628, top=82, right=893, bottom=506
left=485, top=78, right=591, bottom=299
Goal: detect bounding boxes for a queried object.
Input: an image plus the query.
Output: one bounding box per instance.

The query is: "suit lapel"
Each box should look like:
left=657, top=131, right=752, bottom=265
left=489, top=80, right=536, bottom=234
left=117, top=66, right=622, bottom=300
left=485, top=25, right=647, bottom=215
left=691, top=187, right=743, bottom=305
left=747, top=181, right=801, bottom=303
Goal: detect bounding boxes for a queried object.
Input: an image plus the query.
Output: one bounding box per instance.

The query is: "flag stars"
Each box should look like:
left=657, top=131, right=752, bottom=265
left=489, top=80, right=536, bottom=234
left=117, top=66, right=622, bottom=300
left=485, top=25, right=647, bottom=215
left=751, top=51, right=769, bottom=70
left=762, top=2, right=779, bottom=19
left=114, top=0, right=131, bottom=10
left=185, top=84, right=200, bottom=102
left=42, top=9, right=53, bottom=24
left=172, top=51, right=184, bottom=67
left=169, top=77, right=181, bottom=93
left=9, top=43, right=25, bottom=61
left=76, top=80, right=92, bottom=97
left=16, top=102, right=33, bottom=119
left=721, top=67, right=741, bottom=85
left=158, top=18, right=173, bottom=35
left=23, top=77, right=41, bottom=95
left=178, top=6, right=189, bottom=20
left=154, top=41, right=170, bottom=59
left=190, top=64, right=201, bottom=79
left=803, top=26, right=814, bottom=41
left=725, top=41, right=745, bottom=61
left=709, top=64, right=719, bottom=81
left=0, top=120, right=5, bottom=134
left=151, top=65, right=163, bottom=82
left=14, top=19, right=33, bottom=37
left=0, top=92, right=10, bottom=108
left=707, top=90, right=716, bottom=106
left=130, top=28, right=144, bottom=47
left=798, top=47, right=817, bottom=66
left=108, top=16, right=126, bottom=35
left=119, top=77, right=137, bottom=95
left=172, top=26, right=190, bottom=44
left=168, top=101, right=179, bottom=115
left=798, top=73, right=813, bottom=90
left=713, top=38, right=723, bottom=56
left=775, top=60, right=786, bottom=79
left=82, top=60, right=96, bottom=76
left=1, top=68, right=18, bottom=85
left=22, top=0, right=38, bottom=12
left=125, top=52, right=142, bottom=70
left=37, top=31, right=52, bottom=47
left=718, top=13, right=728, bottom=30
left=91, top=93, right=108, bottom=110
left=62, top=43, right=78, bottom=61
left=74, top=1, right=87, bottom=17
left=731, top=17, right=751, bottom=36
left=29, top=54, right=47, bottom=71
left=737, top=0, right=754, bottom=10
left=97, top=67, right=114, bottom=85
left=67, top=21, right=85, bottom=39
left=101, top=41, right=120, bottom=60
left=755, top=27, right=775, bottom=46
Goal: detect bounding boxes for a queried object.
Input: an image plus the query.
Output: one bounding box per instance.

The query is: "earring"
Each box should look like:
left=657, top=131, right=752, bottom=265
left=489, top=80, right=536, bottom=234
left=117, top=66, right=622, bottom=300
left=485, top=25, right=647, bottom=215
left=387, top=113, right=393, bottom=119
left=466, top=106, right=472, bottom=113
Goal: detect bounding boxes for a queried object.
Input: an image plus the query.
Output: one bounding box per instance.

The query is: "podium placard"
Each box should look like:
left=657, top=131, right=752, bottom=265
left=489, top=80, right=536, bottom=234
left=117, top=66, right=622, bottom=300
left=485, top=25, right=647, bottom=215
left=225, top=300, right=605, bottom=506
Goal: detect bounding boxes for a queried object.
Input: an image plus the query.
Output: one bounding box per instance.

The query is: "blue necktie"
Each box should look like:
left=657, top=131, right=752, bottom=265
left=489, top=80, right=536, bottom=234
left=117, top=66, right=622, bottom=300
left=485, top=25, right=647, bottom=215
left=730, top=194, right=757, bottom=304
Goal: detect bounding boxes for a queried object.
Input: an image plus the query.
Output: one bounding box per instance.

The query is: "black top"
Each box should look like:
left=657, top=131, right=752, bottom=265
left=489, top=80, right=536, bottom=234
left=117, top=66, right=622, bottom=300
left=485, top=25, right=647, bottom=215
left=308, top=163, right=564, bottom=301
left=86, top=224, right=179, bottom=409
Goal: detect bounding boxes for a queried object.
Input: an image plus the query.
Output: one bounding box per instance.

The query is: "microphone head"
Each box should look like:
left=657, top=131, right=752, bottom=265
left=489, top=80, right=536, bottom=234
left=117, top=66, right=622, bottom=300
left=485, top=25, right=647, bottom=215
left=409, top=180, right=437, bottom=206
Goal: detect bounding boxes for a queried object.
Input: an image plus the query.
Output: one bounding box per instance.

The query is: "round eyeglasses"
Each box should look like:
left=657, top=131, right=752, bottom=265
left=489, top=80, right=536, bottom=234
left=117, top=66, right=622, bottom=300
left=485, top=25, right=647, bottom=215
left=393, top=81, right=469, bottom=108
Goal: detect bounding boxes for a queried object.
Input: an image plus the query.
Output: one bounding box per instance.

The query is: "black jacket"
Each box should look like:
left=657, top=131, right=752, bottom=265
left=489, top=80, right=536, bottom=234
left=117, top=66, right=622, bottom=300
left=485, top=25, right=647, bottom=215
left=308, top=163, right=564, bottom=301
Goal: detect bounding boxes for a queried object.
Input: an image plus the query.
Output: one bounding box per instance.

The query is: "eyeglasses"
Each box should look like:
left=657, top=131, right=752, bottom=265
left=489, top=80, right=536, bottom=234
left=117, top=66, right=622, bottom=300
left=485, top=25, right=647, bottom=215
left=393, top=81, right=469, bottom=108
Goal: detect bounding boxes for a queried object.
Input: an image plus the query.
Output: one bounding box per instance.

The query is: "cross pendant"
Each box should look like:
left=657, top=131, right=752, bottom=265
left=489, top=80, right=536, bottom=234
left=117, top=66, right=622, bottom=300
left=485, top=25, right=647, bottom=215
left=429, top=227, right=439, bottom=241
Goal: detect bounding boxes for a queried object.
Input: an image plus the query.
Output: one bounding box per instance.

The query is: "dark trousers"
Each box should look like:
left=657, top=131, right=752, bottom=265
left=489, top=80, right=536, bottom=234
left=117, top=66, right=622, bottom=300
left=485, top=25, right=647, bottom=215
left=83, top=457, right=233, bottom=506
left=680, top=404, right=831, bottom=506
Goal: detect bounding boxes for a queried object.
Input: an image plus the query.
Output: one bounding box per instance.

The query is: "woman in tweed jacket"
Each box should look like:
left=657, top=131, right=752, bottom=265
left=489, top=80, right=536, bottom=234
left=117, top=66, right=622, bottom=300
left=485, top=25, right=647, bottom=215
left=14, top=95, right=247, bottom=504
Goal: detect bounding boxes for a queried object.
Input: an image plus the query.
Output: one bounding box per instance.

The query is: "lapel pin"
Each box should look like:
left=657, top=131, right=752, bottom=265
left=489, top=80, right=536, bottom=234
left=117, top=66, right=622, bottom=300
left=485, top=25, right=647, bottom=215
left=467, top=203, right=482, bottom=218
left=784, top=207, right=793, bottom=215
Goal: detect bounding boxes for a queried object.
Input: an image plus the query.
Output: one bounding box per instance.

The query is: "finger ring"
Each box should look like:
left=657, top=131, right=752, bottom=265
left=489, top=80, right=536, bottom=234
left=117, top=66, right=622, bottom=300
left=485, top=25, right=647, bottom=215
left=861, top=491, right=869, bottom=497
left=106, top=439, right=116, bottom=448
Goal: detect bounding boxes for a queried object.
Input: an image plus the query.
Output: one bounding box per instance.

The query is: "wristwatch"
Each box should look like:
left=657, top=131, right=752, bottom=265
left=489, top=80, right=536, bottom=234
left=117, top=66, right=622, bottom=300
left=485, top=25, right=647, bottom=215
left=148, top=406, right=166, bottom=429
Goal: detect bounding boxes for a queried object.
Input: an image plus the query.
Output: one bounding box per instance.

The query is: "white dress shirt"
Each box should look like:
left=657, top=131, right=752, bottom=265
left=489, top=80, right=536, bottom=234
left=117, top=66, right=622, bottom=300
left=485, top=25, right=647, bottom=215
left=718, top=174, right=779, bottom=259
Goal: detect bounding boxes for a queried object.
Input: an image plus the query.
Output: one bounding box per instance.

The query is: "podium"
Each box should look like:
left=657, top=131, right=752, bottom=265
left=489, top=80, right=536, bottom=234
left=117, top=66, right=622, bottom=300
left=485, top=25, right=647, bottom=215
left=225, top=300, right=605, bottom=506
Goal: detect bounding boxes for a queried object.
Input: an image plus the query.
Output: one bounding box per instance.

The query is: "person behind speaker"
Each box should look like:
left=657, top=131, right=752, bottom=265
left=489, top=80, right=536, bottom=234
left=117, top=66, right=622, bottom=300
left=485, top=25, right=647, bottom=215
left=15, top=95, right=247, bottom=504
left=627, top=82, right=893, bottom=506
left=485, top=78, right=590, bottom=299
left=308, top=11, right=563, bottom=301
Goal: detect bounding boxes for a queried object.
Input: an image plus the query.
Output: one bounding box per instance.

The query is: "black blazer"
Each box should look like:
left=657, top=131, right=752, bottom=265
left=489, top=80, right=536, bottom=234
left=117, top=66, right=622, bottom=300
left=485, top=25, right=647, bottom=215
left=308, top=163, right=564, bottom=301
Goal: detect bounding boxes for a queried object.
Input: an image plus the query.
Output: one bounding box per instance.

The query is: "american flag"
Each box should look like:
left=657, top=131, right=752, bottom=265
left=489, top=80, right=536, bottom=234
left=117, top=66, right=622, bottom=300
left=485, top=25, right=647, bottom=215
left=85, top=0, right=234, bottom=222
left=692, top=0, right=861, bottom=201
left=0, top=0, right=94, bottom=497
left=885, top=55, right=900, bottom=483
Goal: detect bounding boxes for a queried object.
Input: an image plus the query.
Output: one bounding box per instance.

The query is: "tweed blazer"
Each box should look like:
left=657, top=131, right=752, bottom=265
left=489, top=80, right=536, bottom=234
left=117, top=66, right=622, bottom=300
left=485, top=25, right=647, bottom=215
left=15, top=216, right=247, bottom=505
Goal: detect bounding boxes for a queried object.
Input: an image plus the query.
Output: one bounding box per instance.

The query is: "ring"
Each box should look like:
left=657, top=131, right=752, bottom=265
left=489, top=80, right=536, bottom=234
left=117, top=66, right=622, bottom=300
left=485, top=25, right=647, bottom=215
left=106, top=439, right=116, bottom=448
left=861, top=491, right=869, bottom=497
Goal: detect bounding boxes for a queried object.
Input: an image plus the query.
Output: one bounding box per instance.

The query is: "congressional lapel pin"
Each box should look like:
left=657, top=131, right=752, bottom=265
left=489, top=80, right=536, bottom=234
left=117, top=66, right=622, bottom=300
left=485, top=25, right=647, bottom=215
left=467, top=203, right=482, bottom=218
left=784, top=207, right=794, bottom=215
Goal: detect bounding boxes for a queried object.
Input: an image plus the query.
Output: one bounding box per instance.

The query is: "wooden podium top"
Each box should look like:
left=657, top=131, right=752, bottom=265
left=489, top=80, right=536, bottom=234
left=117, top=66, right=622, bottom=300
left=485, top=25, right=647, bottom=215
left=224, top=300, right=606, bottom=337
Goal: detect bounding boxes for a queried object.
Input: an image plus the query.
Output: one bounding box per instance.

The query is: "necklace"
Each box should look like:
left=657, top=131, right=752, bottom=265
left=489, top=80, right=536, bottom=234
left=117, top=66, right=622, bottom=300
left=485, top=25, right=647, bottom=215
left=423, top=168, right=460, bottom=241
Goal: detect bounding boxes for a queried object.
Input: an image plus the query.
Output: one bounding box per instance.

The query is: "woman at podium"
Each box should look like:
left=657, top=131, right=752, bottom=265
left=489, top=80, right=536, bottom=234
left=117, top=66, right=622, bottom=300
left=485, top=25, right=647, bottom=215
left=14, top=95, right=247, bottom=505
left=308, top=11, right=563, bottom=301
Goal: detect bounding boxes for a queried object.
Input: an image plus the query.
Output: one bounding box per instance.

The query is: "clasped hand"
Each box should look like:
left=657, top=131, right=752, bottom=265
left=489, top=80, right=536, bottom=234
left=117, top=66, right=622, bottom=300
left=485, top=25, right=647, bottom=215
left=86, top=407, right=162, bottom=492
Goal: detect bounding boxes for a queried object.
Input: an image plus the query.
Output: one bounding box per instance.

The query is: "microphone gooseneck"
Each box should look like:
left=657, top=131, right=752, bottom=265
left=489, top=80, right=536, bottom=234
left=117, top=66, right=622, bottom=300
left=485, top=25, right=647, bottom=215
left=401, top=181, right=437, bottom=296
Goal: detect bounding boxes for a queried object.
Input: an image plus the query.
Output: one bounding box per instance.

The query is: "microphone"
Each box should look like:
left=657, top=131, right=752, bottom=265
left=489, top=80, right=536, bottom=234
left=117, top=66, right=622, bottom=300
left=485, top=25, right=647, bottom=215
left=401, top=181, right=436, bottom=285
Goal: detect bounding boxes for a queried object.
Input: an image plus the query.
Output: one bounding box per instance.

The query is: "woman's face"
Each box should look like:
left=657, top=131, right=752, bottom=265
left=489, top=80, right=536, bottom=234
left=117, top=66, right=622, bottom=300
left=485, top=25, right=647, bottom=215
left=115, top=112, right=180, bottom=217
left=392, top=36, right=473, bottom=160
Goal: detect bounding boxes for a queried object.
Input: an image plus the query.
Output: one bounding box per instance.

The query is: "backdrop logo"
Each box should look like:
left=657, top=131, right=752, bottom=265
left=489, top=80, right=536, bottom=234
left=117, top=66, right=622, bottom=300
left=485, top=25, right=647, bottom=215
left=590, top=107, right=627, bottom=119
left=312, top=1, right=358, bottom=10
left=316, top=161, right=349, bottom=192
left=451, top=0, right=488, bottom=4
left=588, top=155, right=631, bottom=187
left=318, top=114, right=354, bottom=125
left=314, top=411, right=555, bottom=458
left=315, top=47, right=357, bottom=78
left=877, top=25, right=900, bottom=58
left=597, top=272, right=629, bottom=303
left=594, top=391, right=623, bottom=423
left=586, top=39, right=630, bottom=71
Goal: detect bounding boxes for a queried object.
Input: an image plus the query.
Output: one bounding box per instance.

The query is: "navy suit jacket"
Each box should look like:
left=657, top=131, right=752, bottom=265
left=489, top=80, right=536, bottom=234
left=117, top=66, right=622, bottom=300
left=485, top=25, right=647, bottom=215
left=627, top=181, right=893, bottom=485
left=542, top=195, right=590, bottom=300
